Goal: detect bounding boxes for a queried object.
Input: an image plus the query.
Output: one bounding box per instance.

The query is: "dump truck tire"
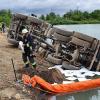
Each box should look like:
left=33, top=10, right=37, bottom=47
left=54, top=32, right=72, bottom=42
left=62, top=61, right=79, bottom=70
left=54, top=27, right=74, bottom=37
left=46, top=54, right=62, bottom=65
left=46, top=28, right=54, bottom=37
left=73, top=32, right=94, bottom=43
left=70, top=37, right=90, bottom=48
left=51, top=69, right=63, bottom=83
left=40, top=43, right=47, bottom=49
left=38, top=47, right=46, bottom=57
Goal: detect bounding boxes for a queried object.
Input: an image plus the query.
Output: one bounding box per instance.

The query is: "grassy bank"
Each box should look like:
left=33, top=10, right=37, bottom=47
left=48, top=19, right=100, bottom=25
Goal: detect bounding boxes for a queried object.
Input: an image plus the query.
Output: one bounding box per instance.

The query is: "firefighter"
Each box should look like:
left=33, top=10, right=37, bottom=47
left=19, top=28, right=36, bottom=69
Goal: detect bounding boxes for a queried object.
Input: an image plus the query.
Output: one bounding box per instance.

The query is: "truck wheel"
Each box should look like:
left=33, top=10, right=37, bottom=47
left=62, top=61, right=79, bottom=70
left=54, top=28, right=74, bottom=37
left=46, top=54, right=62, bottom=65
left=38, top=47, right=46, bottom=57
left=73, top=32, right=93, bottom=43
left=54, top=32, right=72, bottom=42
left=40, top=43, right=47, bottom=49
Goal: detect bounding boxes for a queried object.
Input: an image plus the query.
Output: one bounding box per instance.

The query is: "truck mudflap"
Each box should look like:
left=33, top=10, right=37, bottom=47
left=7, top=38, right=19, bottom=46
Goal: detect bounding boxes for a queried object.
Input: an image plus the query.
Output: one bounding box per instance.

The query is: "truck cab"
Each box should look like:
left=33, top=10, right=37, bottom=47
left=7, top=13, right=51, bottom=46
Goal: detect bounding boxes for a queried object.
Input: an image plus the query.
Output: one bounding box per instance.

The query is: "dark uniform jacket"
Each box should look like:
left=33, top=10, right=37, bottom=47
left=22, top=34, right=33, bottom=55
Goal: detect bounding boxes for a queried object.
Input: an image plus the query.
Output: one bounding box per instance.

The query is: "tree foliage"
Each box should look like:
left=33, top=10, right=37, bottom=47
left=40, top=14, right=45, bottom=20
left=40, top=10, right=100, bottom=25
left=0, top=9, right=100, bottom=26
left=0, top=9, right=11, bottom=26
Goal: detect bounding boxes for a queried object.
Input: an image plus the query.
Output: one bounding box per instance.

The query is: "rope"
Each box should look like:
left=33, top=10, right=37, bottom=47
left=34, top=87, right=56, bottom=94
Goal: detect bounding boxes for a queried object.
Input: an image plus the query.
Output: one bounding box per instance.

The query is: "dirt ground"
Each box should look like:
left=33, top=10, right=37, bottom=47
left=0, top=33, right=24, bottom=90
left=0, top=33, right=52, bottom=90
left=0, top=33, right=64, bottom=99
left=0, top=33, right=47, bottom=99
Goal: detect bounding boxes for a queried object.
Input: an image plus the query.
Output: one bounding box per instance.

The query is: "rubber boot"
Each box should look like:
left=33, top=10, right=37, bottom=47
left=24, top=63, right=29, bottom=68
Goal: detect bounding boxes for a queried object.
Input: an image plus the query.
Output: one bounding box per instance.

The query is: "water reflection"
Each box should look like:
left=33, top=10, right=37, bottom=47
left=36, top=88, right=100, bottom=100
left=55, top=24, right=100, bottom=40
left=56, top=88, right=100, bottom=100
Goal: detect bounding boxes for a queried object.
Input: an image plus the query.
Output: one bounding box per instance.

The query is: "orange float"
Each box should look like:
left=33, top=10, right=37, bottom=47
left=22, top=74, right=100, bottom=94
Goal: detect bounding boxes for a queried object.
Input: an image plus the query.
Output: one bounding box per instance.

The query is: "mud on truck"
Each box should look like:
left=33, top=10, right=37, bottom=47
left=7, top=13, right=100, bottom=71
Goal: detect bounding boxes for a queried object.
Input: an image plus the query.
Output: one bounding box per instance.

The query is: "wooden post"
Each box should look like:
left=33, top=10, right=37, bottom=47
left=11, top=58, right=17, bottom=81
left=89, top=40, right=100, bottom=70
left=96, top=61, right=100, bottom=71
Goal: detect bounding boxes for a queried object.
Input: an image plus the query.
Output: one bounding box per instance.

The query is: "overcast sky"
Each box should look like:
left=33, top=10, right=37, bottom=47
left=0, top=0, right=100, bottom=15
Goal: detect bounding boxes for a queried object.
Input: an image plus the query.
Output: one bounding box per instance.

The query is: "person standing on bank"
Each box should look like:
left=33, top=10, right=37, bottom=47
left=1, top=22, right=6, bottom=33
left=19, top=28, right=36, bottom=69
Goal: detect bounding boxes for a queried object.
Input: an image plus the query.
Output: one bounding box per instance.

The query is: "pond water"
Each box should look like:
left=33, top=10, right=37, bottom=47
left=49, top=88, right=100, bottom=100
left=55, top=24, right=100, bottom=40
left=50, top=24, right=100, bottom=100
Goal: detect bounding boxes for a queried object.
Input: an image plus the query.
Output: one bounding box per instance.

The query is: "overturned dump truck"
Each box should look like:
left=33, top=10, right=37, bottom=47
left=7, top=13, right=100, bottom=71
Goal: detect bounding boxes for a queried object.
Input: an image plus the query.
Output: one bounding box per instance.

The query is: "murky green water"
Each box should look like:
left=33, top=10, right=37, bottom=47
left=54, top=88, right=100, bottom=100
left=52, top=24, right=100, bottom=100
left=55, top=24, right=100, bottom=40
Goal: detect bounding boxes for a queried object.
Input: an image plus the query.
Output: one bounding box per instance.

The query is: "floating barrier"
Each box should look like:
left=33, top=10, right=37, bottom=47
left=22, top=74, right=100, bottom=94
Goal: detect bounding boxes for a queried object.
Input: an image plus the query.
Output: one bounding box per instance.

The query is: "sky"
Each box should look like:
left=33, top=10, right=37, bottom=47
left=0, top=0, right=100, bottom=15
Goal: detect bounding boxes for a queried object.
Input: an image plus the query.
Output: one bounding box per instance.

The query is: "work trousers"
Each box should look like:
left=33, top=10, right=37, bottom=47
left=22, top=53, right=36, bottom=68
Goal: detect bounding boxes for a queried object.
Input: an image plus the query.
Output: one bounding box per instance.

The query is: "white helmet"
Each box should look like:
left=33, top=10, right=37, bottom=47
left=22, top=29, right=28, bottom=34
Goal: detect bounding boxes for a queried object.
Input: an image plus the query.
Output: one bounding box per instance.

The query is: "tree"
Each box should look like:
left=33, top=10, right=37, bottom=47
left=49, top=12, right=56, bottom=19
left=63, top=10, right=73, bottom=19
left=83, top=11, right=90, bottom=20
left=40, top=14, right=45, bottom=20
left=46, top=14, right=50, bottom=20
left=42, top=9, right=100, bottom=25
left=90, top=10, right=100, bottom=20
left=0, top=9, right=11, bottom=26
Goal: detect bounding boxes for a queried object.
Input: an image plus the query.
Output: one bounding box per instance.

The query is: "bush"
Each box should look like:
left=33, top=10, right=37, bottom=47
left=0, top=9, right=11, bottom=26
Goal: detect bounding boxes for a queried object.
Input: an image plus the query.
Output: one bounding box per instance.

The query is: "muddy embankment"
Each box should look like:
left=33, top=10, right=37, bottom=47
left=0, top=33, right=63, bottom=100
